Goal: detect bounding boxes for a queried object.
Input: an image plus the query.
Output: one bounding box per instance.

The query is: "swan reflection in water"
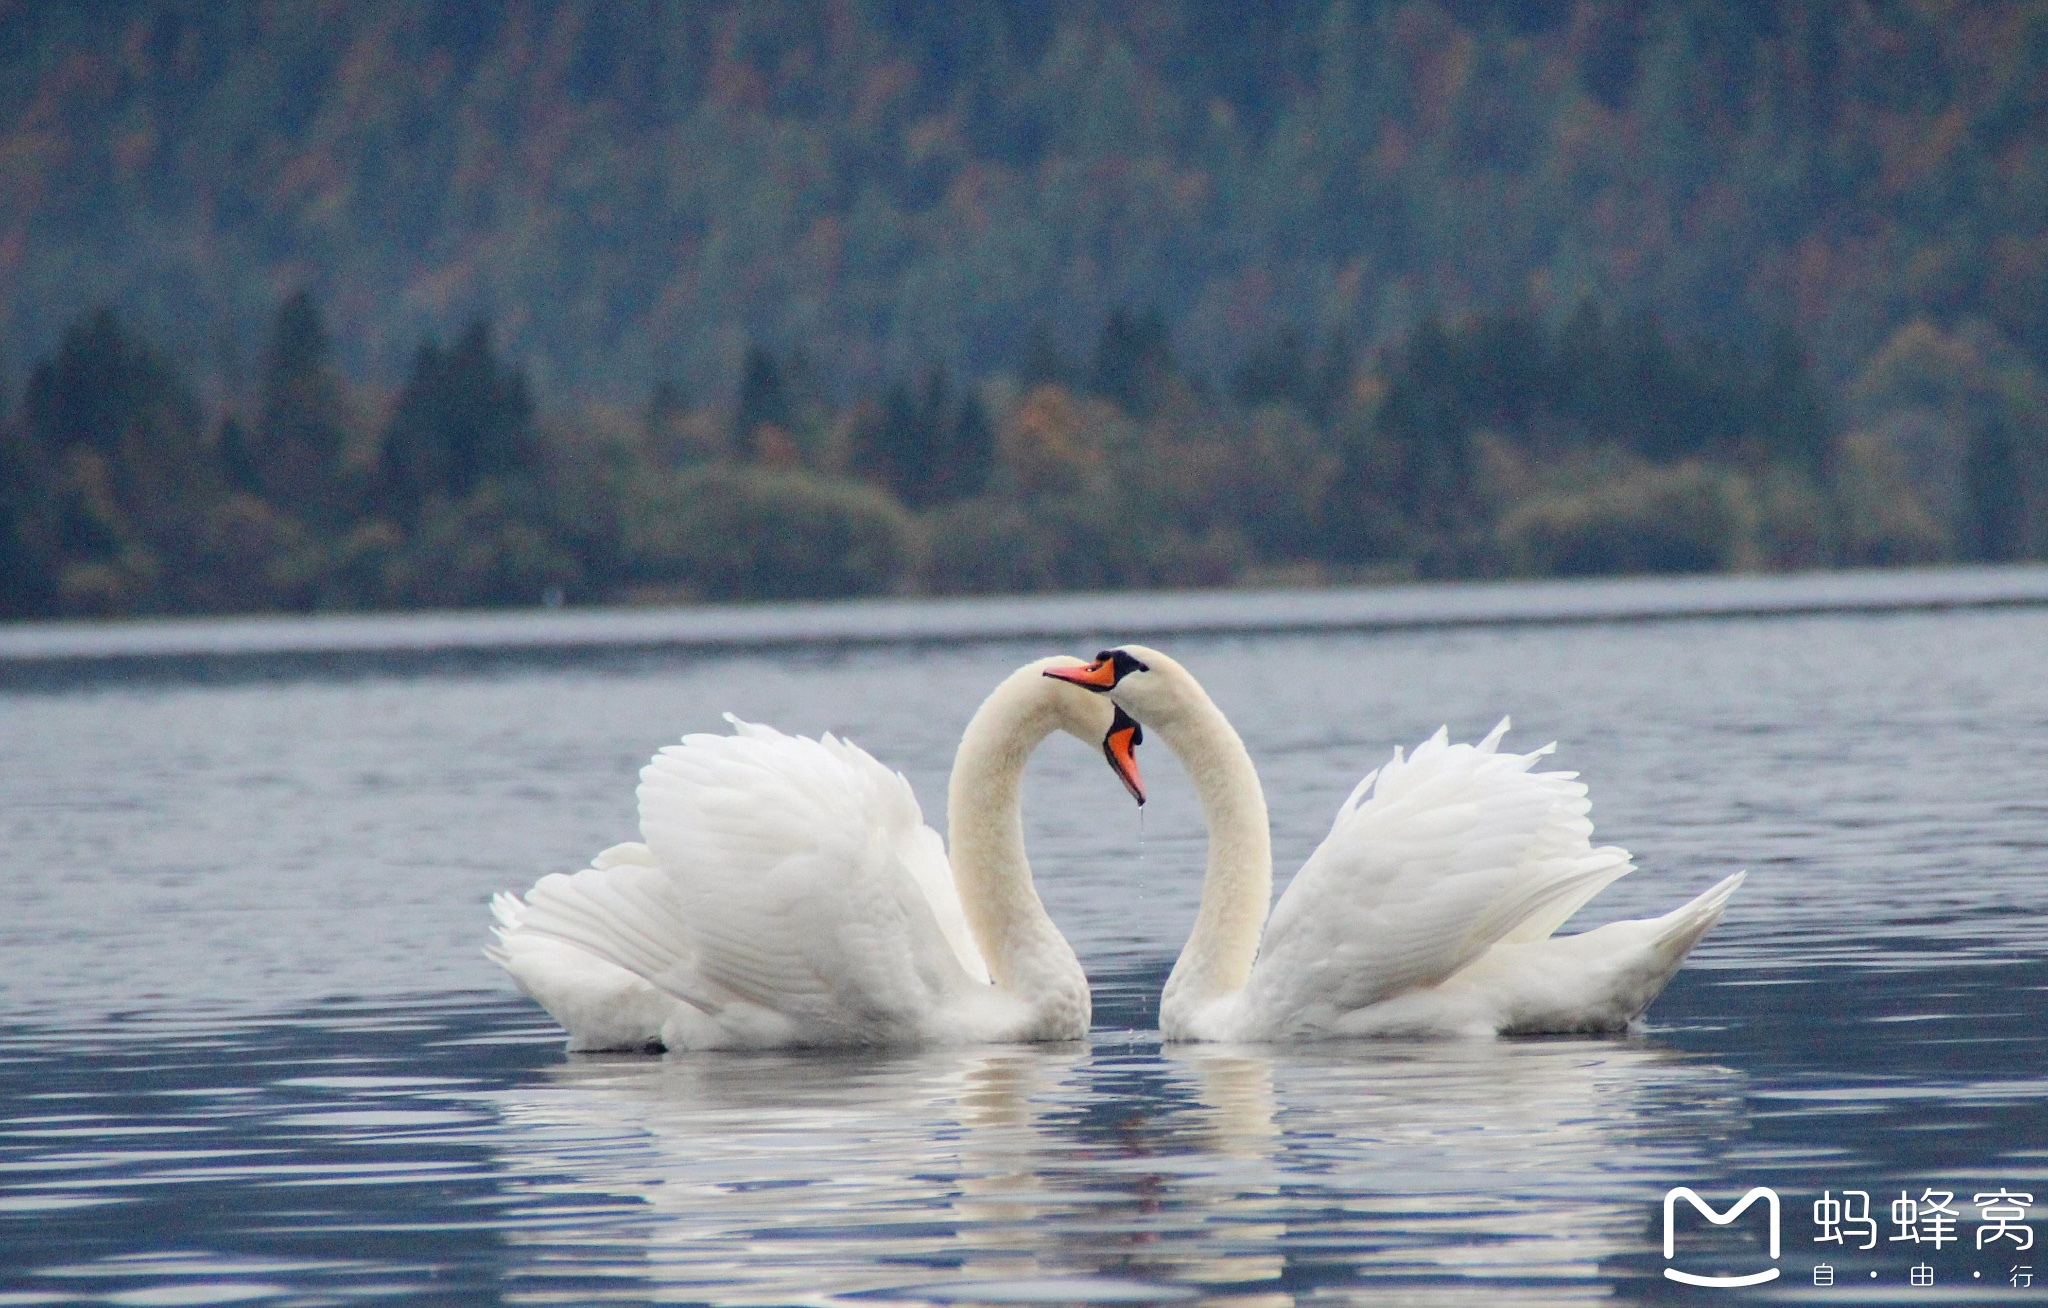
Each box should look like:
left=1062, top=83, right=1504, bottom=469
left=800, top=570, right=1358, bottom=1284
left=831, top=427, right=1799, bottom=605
left=485, top=1035, right=1746, bottom=1304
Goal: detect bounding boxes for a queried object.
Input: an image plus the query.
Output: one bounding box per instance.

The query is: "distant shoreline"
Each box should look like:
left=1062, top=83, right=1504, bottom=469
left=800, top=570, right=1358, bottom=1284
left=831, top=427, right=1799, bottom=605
left=4, top=563, right=2045, bottom=684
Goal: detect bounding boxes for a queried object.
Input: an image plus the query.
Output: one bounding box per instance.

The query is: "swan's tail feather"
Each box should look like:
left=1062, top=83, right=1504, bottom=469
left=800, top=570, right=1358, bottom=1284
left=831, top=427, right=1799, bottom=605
left=1651, top=870, right=1745, bottom=953
left=483, top=891, right=526, bottom=968
left=1481, top=870, right=1745, bottom=1034
left=1597, top=869, right=1745, bottom=1026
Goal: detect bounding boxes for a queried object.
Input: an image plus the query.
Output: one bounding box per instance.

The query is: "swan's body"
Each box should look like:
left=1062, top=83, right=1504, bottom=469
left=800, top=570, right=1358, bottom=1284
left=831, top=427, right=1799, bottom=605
left=1057, top=645, right=1741, bottom=1042
left=489, top=659, right=1115, bottom=1050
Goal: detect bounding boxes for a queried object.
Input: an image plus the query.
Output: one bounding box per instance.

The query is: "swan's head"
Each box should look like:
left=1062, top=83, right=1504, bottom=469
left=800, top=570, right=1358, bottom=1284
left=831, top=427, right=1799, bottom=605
left=1041, top=643, right=1193, bottom=731
left=1031, top=656, right=1147, bottom=806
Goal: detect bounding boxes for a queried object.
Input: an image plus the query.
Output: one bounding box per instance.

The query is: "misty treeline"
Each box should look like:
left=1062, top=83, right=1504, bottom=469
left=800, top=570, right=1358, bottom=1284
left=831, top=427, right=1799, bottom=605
left=4, top=293, right=2044, bottom=618
left=6, top=0, right=2048, bottom=616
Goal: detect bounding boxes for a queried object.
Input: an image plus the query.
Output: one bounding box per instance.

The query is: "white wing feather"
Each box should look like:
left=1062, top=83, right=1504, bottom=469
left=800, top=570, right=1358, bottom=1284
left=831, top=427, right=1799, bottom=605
left=507, top=718, right=990, bottom=1048
left=1244, top=719, right=1634, bottom=1034
left=487, top=872, right=708, bottom=1052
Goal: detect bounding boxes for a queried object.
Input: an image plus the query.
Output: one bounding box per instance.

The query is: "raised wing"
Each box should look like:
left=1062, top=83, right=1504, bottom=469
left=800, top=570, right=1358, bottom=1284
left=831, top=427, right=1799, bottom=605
left=1244, top=720, right=1633, bottom=1034
left=512, top=718, right=989, bottom=1047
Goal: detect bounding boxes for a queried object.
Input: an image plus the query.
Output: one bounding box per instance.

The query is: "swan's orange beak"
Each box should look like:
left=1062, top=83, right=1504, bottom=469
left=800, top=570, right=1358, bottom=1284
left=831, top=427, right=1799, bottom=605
left=1103, top=705, right=1146, bottom=806
left=1043, top=648, right=1149, bottom=690
left=1044, top=656, right=1118, bottom=690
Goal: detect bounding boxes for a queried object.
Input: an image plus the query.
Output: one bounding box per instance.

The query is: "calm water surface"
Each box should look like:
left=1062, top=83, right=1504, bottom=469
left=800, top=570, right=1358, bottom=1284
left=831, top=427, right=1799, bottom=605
left=4, top=590, right=2047, bottom=1304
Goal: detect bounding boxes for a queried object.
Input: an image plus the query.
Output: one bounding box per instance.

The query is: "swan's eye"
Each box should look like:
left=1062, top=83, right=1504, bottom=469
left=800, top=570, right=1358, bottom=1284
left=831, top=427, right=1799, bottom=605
left=1101, top=649, right=1149, bottom=680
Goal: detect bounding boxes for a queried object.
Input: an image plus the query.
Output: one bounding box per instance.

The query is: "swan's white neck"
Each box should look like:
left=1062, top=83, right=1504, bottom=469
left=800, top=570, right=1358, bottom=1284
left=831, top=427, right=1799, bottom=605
left=947, top=670, right=1090, bottom=1023
left=1145, top=667, right=1272, bottom=1023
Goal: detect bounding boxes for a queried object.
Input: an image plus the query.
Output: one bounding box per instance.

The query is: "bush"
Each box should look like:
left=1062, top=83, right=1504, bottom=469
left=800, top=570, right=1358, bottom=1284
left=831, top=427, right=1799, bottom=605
left=626, top=465, right=913, bottom=600
left=1833, top=430, right=1949, bottom=565
left=920, top=490, right=1246, bottom=595
left=1498, top=462, right=1752, bottom=577
left=992, top=384, right=1125, bottom=500
left=1231, top=404, right=1339, bottom=559
left=920, top=498, right=1066, bottom=594
left=390, top=480, right=584, bottom=608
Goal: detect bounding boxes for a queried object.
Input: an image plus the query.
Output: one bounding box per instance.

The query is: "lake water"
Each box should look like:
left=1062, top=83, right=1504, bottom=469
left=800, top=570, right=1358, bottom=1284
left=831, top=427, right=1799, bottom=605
left=4, top=573, right=2047, bottom=1304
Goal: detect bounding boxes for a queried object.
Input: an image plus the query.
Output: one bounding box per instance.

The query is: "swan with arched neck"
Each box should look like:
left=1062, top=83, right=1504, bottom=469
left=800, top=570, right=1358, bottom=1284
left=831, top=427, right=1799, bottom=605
left=490, top=657, right=1141, bottom=1050
left=1048, top=644, right=1742, bottom=1042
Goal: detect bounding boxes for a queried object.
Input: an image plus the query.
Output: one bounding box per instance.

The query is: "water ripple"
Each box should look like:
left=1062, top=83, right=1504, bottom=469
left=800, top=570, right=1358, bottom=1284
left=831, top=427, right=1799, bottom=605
left=4, top=596, right=2048, bottom=1300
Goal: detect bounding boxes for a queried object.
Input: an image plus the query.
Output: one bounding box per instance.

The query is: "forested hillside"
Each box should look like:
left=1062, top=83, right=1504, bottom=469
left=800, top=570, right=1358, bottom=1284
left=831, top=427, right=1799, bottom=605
left=7, top=0, right=2046, bottom=393
left=2, top=1, right=2046, bottom=616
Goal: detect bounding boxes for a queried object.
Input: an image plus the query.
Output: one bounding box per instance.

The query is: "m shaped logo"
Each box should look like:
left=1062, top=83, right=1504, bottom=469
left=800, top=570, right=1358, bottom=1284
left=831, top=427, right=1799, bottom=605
left=1663, top=1187, right=1782, bottom=1287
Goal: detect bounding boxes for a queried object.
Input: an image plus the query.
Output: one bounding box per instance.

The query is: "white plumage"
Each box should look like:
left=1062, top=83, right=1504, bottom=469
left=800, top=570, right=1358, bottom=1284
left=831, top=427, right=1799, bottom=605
left=1085, top=644, right=1741, bottom=1042
left=489, top=660, right=1114, bottom=1051
left=1237, top=723, right=1739, bottom=1038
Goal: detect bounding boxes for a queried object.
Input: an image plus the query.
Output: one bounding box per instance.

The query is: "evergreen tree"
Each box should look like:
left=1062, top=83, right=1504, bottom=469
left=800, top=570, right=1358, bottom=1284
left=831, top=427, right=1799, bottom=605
left=1230, top=328, right=1310, bottom=410
left=1456, top=313, right=1545, bottom=433
left=734, top=345, right=796, bottom=459
left=854, top=381, right=922, bottom=503
left=0, top=406, right=51, bottom=617
left=1305, top=329, right=1356, bottom=426
left=18, top=307, right=220, bottom=610
left=217, top=415, right=262, bottom=498
left=1964, top=419, right=2025, bottom=561
left=379, top=319, right=535, bottom=515
left=253, top=290, right=357, bottom=524
left=1743, top=327, right=1834, bottom=476
left=1020, top=323, right=1074, bottom=387
left=1318, top=414, right=1406, bottom=565
left=1372, top=317, right=1478, bottom=544
left=1603, top=313, right=1689, bottom=458
left=1090, top=307, right=1176, bottom=419
left=935, top=387, right=994, bottom=504
left=24, top=310, right=206, bottom=475
left=1553, top=300, right=1613, bottom=431
left=851, top=367, right=992, bottom=508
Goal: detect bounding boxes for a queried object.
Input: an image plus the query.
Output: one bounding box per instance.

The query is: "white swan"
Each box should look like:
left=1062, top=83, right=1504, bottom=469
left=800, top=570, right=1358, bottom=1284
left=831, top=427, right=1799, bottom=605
left=1047, top=645, right=1743, bottom=1042
left=487, top=657, right=1143, bottom=1050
